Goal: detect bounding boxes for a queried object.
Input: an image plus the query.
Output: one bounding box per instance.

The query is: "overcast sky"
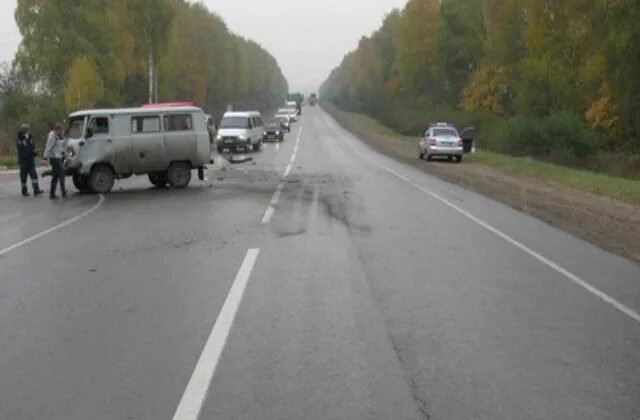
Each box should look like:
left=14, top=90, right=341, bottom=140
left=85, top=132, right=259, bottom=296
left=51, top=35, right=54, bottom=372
left=0, top=0, right=408, bottom=93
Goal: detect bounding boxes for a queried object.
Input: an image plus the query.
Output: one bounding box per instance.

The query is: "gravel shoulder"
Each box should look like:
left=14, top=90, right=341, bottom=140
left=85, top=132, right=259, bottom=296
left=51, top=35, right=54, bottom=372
left=322, top=104, right=640, bottom=264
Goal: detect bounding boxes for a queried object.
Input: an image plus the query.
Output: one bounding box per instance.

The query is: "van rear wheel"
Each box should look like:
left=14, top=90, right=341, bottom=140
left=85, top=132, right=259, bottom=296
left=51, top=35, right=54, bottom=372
left=167, top=162, right=191, bottom=188
left=148, top=172, right=168, bottom=188
left=89, top=165, right=115, bottom=194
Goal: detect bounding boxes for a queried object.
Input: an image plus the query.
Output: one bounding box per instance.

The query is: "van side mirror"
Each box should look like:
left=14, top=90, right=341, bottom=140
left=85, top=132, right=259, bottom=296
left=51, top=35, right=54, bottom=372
left=86, top=127, right=94, bottom=139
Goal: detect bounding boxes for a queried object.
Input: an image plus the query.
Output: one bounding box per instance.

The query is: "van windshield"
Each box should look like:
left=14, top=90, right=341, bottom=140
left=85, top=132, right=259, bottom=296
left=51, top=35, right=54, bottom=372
left=220, top=116, right=250, bottom=129
left=66, top=116, right=86, bottom=139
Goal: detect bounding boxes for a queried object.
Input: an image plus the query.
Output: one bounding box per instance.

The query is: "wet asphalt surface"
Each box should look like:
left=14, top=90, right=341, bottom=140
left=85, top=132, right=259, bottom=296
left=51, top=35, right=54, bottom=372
left=0, top=107, right=639, bottom=420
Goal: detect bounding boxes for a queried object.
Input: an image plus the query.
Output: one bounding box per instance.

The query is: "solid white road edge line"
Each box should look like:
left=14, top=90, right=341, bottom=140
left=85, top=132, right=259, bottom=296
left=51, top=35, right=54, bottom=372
left=172, top=248, right=260, bottom=420
left=332, top=115, right=640, bottom=324
left=0, top=194, right=106, bottom=257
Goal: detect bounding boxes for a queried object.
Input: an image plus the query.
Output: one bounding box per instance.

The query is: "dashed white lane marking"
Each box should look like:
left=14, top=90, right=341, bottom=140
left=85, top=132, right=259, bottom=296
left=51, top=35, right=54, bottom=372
left=172, top=248, right=260, bottom=420
left=328, top=112, right=640, bottom=324
left=261, top=183, right=284, bottom=224
left=283, top=163, right=293, bottom=178
left=0, top=194, right=105, bottom=257
left=261, top=124, right=303, bottom=224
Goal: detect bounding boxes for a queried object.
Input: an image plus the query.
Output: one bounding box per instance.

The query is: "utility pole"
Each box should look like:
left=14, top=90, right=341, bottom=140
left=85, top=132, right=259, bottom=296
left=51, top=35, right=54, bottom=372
left=148, top=52, right=154, bottom=104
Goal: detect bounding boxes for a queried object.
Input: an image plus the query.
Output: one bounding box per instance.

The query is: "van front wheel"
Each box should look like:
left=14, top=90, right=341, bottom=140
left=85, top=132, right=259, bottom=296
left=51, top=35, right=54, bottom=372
left=73, top=174, right=92, bottom=193
left=167, top=162, right=192, bottom=188
left=89, top=165, right=115, bottom=194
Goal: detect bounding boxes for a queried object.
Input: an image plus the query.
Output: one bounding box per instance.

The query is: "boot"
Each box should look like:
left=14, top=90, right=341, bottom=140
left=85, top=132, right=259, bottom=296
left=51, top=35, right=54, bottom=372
left=21, top=185, right=29, bottom=197
left=33, top=183, right=43, bottom=196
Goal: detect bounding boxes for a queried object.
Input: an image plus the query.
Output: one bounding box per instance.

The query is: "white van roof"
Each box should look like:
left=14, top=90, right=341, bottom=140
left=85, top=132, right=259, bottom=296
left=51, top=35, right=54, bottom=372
left=69, top=106, right=203, bottom=118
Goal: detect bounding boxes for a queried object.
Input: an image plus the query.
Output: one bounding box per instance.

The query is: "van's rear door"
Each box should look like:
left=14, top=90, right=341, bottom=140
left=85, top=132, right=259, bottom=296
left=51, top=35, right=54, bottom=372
left=163, top=113, right=196, bottom=163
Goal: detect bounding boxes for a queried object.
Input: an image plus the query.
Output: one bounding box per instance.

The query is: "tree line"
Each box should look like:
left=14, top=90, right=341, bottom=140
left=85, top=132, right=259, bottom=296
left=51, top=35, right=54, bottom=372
left=321, top=0, right=640, bottom=162
left=0, top=0, right=288, bottom=155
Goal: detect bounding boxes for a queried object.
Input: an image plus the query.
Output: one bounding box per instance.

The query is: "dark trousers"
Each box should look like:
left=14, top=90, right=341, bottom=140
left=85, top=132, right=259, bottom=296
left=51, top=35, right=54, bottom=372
left=49, top=158, right=66, bottom=197
left=19, top=164, right=40, bottom=191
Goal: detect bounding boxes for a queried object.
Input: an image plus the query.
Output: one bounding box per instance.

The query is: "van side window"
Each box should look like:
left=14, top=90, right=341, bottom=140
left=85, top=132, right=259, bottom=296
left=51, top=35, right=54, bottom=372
left=132, top=116, right=161, bottom=133
left=89, top=117, right=109, bottom=136
left=164, top=114, right=193, bottom=132
left=256, top=117, right=263, bottom=127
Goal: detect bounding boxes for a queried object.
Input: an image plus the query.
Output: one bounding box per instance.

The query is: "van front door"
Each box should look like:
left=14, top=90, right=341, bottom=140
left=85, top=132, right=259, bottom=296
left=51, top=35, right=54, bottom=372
left=86, top=116, right=125, bottom=172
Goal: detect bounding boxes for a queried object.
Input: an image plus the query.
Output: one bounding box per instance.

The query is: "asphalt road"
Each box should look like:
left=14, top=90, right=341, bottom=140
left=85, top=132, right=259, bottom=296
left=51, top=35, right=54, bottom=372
left=1, top=107, right=639, bottom=420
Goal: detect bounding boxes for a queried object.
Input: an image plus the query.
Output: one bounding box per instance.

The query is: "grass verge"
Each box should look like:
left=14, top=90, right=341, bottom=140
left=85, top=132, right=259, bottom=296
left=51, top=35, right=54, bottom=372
left=334, top=107, right=640, bottom=206
left=467, top=151, right=640, bottom=206
left=0, top=155, right=18, bottom=168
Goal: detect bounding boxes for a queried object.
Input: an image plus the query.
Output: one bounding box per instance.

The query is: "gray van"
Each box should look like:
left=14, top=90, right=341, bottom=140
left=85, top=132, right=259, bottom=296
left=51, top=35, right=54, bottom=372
left=64, top=106, right=211, bottom=193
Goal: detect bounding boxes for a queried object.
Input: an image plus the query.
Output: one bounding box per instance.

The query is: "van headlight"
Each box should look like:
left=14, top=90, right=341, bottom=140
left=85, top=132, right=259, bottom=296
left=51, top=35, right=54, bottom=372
left=216, top=133, right=222, bottom=140
left=238, top=135, right=247, bottom=141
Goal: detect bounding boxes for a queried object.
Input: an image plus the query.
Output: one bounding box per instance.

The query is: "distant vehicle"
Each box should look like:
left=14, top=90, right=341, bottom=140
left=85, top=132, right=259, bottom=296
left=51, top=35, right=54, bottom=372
left=279, top=106, right=297, bottom=122
left=64, top=106, right=212, bottom=193
left=286, top=101, right=300, bottom=117
left=263, top=121, right=284, bottom=142
left=274, top=114, right=291, bottom=132
left=418, top=122, right=464, bottom=163
left=287, top=93, right=303, bottom=115
left=216, top=111, right=264, bottom=153
left=309, top=94, right=317, bottom=106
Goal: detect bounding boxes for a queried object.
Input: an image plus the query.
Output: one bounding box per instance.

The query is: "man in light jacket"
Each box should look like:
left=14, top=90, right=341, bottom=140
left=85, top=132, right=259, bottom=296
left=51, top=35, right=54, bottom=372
left=44, top=123, right=66, bottom=200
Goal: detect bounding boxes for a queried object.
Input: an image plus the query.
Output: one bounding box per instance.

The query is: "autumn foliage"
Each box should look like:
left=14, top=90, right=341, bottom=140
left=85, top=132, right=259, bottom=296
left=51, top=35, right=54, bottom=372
left=0, top=0, right=288, bottom=153
left=321, top=0, right=640, bottom=156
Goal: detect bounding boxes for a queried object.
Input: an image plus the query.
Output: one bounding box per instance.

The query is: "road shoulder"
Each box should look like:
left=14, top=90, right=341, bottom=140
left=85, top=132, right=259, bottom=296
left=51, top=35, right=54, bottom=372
left=321, top=103, right=640, bottom=264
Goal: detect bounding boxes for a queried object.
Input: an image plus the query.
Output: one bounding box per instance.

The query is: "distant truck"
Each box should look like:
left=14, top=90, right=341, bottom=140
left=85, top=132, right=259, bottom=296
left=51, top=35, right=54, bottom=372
left=309, top=94, right=317, bottom=106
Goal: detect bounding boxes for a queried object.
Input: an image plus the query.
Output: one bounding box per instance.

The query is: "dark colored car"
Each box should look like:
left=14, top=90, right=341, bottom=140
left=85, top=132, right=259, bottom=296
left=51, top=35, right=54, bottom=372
left=264, top=121, right=284, bottom=142
left=275, top=115, right=291, bottom=132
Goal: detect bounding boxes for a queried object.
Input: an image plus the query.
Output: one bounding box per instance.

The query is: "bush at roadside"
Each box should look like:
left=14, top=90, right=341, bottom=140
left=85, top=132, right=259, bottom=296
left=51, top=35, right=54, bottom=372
left=486, top=112, right=597, bottom=160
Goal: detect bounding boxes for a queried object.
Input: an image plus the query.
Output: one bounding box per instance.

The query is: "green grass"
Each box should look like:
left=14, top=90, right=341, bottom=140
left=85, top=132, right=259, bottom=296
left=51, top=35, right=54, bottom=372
left=340, top=110, right=401, bottom=138
left=0, top=155, right=18, bottom=168
left=468, top=150, right=640, bottom=205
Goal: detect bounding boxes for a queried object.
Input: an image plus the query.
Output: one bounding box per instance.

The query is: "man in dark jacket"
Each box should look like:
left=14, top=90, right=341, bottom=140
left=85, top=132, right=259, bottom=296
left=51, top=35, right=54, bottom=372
left=16, top=124, right=43, bottom=197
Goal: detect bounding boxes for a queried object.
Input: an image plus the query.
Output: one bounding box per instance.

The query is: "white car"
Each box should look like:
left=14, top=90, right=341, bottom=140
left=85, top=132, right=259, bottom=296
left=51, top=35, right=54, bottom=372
left=286, top=101, right=300, bottom=117
left=418, top=123, right=464, bottom=163
left=277, top=107, right=296, bottom=123
left=216, top=111, right=264, bottom=153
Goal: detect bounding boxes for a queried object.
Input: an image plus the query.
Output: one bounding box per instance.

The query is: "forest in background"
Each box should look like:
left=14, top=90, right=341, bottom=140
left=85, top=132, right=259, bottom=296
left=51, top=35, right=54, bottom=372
left=320, top=0, right=640, bottom=177
left=0, top=0, right=288, bottom=155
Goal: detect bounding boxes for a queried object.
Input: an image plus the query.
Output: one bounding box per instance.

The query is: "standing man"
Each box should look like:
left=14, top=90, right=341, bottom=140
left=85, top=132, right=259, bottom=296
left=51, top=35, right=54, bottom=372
left=16, top=124, right=43, bottom=197
left=44, top=123, right=66, bottom=200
